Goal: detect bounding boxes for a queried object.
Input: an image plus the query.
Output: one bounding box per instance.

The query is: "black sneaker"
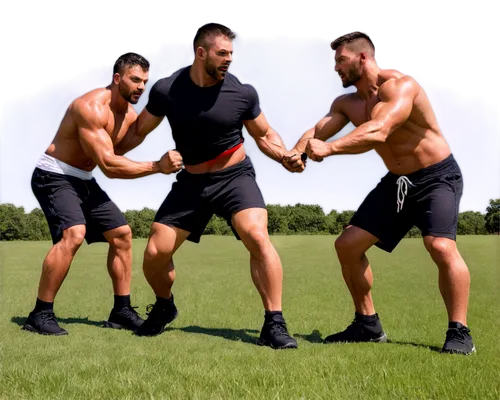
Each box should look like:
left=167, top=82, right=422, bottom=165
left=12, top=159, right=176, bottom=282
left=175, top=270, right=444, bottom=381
left=104, top=305, right=144, bottom=331
left=441, top=322, right=476, bottom=355
left=22, top=309, right=68, bottom=336
left=324, top=313, right=387, bottom=343
left=257, top=316, right=298, bottom=349
left=134, top=299, right=178, bottom=337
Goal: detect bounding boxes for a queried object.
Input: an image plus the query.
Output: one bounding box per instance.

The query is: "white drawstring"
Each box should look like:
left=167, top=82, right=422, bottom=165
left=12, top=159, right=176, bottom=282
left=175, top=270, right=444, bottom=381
left=396, top=176, right=412, bottom=213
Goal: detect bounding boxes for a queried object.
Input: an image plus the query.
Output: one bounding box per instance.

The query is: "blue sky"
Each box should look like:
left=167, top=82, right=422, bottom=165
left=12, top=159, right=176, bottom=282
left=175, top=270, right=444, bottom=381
left=0, top=36, right=500, bottom=212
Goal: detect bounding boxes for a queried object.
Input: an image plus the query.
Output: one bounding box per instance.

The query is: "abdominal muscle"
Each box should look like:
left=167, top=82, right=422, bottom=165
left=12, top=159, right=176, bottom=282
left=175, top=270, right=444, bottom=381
left=375, top=126, right=451, bottom=175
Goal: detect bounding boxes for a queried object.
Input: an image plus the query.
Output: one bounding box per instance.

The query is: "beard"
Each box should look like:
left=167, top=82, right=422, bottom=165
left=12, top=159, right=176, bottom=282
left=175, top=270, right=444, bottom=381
left=119, top=83, right=141, bottom=104
left=204, top=58, right=226, bottom=81
left=342, top=63, right=362, bottom=88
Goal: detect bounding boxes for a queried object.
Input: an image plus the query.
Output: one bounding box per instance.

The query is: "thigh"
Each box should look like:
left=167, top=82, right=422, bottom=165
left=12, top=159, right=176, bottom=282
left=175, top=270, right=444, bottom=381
left=31, top=168, right=87, bottom=244
left=154, top=173, right=213, bottom=243
left=83, top=179, right=128, bottom=244
left=414, top=172, right=463, bottom=240
left=349, top=174, right=414, bottom=253
left=211, top=172, right=266, bottom=239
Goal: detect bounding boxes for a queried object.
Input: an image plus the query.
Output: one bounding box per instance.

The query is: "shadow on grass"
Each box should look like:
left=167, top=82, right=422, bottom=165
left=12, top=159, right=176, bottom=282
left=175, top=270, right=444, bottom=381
left=292, top=330, right=442, bottom=352
left=294, top=329, right=324, bottom=343
left=167, top=325, right=259, bottom=344
left=11, top=316, right=104, bottom=328
left=387, top=339, right=442, bottom=353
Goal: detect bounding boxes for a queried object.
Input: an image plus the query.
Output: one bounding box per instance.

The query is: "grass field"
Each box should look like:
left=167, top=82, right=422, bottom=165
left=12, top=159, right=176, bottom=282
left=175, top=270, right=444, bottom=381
left=0, top=235, right=499, bottom=400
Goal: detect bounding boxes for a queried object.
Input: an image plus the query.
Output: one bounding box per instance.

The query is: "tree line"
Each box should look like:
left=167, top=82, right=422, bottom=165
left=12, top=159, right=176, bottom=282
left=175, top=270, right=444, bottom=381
left=1, top=199, right=499, bottom=241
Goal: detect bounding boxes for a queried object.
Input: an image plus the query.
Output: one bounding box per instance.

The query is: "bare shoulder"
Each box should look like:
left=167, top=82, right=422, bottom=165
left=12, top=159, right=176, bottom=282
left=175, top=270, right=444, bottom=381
left=70, top=89, right=110, bottom=127
left=330, top=93, right=356, bottom=113
left=379, top=72, right=420, bottom=100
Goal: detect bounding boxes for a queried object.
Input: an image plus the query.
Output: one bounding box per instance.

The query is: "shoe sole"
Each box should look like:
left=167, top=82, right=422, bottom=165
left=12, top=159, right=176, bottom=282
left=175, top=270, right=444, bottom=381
left=324, top=333, right=388, bottom=344
left=256, top=338, right=298, bottom=349
left=22, top=324, right=68, bottom=336
left=441, top=345, right=476, bottom=356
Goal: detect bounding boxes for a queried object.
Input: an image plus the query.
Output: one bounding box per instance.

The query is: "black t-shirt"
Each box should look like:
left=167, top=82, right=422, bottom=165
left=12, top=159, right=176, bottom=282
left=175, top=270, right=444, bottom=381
left=146, top=66, right=261, bottom=165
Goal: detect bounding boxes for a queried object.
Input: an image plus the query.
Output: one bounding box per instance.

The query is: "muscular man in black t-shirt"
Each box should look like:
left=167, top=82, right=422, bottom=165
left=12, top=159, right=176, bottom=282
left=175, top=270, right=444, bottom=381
left=118, top=23, right=304, bottom=348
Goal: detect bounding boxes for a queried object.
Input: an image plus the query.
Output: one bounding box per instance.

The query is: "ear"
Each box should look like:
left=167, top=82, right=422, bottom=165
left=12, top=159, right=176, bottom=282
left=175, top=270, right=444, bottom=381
left=359, top=52, right=368, bottom=63
left=113, top=72, right=121, bottom=85
left=195, top=46, right=207, bottom=60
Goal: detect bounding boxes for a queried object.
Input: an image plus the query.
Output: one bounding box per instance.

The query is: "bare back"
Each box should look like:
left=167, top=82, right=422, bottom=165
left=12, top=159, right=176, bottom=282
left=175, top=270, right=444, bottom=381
left=46, top=88, right=137, bottom=171
left=338, top=69, right=451, bottom=174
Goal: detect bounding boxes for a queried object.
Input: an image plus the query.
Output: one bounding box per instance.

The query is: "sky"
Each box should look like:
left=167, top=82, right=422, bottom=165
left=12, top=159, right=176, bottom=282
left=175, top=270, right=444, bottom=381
left=1, top=0, right=498, bottom=215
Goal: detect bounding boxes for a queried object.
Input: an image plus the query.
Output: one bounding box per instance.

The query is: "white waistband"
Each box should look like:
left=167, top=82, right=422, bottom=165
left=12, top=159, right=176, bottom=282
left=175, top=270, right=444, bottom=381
left=36, top=153, right=93, bottom=180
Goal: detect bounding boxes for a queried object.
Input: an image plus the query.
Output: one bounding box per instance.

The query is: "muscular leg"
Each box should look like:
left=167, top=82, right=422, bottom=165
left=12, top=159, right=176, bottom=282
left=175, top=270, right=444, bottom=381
left=102, top=225, right=145, bottom=330
left=231, top=208, right=282, bottom=311
left=232, top=208, right=297, bottom=349
left=38, top=225, right=86, bottom=302
left=142, top=223, right=189, bottom=299
left=423, top=236, right=475, bottom=354
left=423, top=236, right=470, bottom=325
left=23, top=225, right=85, bottom=335
left=103, top=225, right=133, bottom=296
left=134, top=223, right=190, bottom=337
left=324, top=225, right=386, bottom=343
left=334, top=225, right=379, bottom=315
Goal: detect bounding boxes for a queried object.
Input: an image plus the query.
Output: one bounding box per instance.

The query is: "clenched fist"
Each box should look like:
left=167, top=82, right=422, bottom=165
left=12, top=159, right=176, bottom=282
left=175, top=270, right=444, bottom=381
left=281, top=151, right=306, bottom=173
left=158, top=150, right=183, bottom=174
left=305, top=139, right=332, bottom=162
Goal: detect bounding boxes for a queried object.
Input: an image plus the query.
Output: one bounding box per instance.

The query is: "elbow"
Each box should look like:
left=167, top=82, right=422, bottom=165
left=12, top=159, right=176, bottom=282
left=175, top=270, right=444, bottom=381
left=371, top=121, right=390, bottom=143
left=99, top=157, right=119, bottom=179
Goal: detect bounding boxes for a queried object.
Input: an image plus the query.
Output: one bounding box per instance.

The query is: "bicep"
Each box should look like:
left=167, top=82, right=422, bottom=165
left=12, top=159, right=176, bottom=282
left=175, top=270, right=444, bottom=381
left=78, top=125, right=115, bottom=165
left=314, top=109, right=349, bottom=141
left=72, top=103, right=115, bottom=164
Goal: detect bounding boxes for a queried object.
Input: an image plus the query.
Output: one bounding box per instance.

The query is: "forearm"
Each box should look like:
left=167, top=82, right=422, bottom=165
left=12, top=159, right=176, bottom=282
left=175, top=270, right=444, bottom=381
left=329, top=122, right=385, bottom=155
left=255, top=129, right=288, bottom=162
left=291, top=127, right=315, bottom=153
left=100, top=157, right=160, bottom=179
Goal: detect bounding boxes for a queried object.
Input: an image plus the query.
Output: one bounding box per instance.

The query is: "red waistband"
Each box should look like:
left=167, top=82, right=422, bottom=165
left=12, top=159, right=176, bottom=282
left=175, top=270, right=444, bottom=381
left=206, top=142, right=243, bottom=165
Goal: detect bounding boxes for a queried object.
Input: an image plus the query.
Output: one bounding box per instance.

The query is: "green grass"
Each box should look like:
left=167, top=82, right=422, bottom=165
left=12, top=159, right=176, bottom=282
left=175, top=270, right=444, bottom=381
left=0, top=236, right=499, bottom=400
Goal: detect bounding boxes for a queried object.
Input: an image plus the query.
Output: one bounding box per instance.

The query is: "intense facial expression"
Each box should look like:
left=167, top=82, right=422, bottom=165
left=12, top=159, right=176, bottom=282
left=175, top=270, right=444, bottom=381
left=116, top=65, right=149, bottom=104
left=203, top=35, right=233, bottom=81
left=334, top=46, right=362, bottom=88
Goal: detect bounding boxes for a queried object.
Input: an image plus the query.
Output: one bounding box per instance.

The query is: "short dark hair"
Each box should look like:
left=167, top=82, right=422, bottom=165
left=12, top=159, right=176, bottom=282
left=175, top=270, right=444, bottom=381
left=331, top=32, right=375, bottom=56
left=113, top=52, right=150, bottom=75
left=193, top=23, right=236, bottom=52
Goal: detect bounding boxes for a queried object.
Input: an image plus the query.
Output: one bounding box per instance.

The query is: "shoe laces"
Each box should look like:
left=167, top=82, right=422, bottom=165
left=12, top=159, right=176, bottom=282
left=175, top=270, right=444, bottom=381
left=270, top=321, right=289, bottom=337
left=118, top=305, right=142, bottom=322
left=39, top=310, right=57, bottom=327
left=446, top=326, right=470, bottom=344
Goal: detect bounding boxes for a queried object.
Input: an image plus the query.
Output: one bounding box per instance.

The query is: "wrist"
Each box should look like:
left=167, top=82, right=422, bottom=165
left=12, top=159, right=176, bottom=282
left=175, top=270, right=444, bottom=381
left=328, top=142, right=336, bottom=156
left=152, top=161, right=160, bottom=173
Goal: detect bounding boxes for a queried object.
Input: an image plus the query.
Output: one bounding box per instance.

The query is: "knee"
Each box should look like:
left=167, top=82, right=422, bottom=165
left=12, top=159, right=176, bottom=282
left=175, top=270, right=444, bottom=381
left=108, top=226, right=132, bottom=251
left=144, top=237, right=173, bottom=263
left=245, top=226, right=271, bottom=256
left=335, top=234, right=362, bottom=261
left=424, top=237, right=457, bottom=265
left=61, top=225, right=86, bottom=251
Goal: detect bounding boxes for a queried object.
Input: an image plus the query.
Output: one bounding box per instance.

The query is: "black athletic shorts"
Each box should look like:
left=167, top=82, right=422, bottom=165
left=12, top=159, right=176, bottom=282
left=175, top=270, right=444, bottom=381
left=155, top=156, right=266, bottom=243
left=350, top=154, right=463, bottom=252
left=31, top=168, right=128, bottom=244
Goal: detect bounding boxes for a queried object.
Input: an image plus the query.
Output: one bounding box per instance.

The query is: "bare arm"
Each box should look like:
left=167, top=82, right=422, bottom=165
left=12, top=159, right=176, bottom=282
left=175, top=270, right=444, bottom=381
left=291, top=97, right=350, bottom=153
left=115, top=109, right=164, bottom=155
left=331, top=77, right=417, bottom=156
left=74, top=100, right=162, bottom=179
left=244, top=112, right=289, bottom=162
